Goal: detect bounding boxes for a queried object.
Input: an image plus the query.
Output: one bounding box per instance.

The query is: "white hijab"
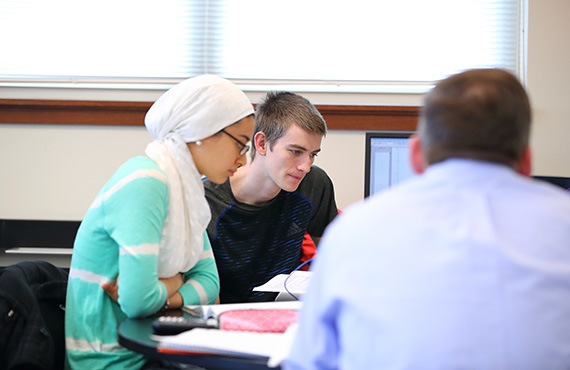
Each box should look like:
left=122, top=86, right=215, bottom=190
left=144, top=75, right=254, bottom=277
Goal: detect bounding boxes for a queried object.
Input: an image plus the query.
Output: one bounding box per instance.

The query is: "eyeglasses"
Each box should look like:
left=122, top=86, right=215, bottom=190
left=221, top=129, right=250, bottom=156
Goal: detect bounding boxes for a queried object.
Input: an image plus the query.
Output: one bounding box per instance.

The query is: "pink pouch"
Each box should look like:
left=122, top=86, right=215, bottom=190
left=218, top=309, right=298, bottom=333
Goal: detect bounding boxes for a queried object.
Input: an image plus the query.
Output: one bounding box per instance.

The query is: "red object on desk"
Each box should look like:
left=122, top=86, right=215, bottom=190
left=218, top=309, right=297, bottom=333
left=300, top=209, right=342, bottom=271
left=157, top=348, right=209, bottom=356
left=299, top=233, right=316, bottom=271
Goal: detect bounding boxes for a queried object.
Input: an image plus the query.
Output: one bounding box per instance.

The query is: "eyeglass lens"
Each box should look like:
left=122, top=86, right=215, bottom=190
left=222, top=130, right=249, bottom=155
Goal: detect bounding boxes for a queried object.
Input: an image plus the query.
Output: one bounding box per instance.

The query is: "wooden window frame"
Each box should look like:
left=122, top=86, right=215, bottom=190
left=0, top=99, right=419, bottom=131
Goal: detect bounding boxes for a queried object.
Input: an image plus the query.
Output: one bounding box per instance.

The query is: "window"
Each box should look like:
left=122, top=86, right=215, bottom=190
left=0, top=0, right=524, bottom=93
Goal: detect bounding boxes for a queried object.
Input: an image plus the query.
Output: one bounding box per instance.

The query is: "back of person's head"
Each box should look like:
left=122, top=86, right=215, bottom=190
left=418, top=68, right=531, bottom=167
left=251, top=91, right=327, bottom=160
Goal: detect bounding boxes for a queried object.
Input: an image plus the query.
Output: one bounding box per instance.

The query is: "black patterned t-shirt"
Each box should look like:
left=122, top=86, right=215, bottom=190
left=204, top=165, right=338, bottom=303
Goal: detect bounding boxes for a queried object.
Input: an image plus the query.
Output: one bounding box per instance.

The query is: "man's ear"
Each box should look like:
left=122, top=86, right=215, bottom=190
left=410, top=134, right=428, bottom=175
left=254, top=131, right=268, bottom=156
left=516, top=145, right=532, bottom=177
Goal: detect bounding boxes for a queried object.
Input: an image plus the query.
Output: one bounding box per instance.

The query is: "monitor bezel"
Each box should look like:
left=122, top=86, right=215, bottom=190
left=364, top=131, right=415, bottom=198
left=533, top=176, right=570, bottom=191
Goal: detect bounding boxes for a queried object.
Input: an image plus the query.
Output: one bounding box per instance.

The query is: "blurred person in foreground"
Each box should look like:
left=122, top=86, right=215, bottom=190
left=285, top=69, right=570, bottom=370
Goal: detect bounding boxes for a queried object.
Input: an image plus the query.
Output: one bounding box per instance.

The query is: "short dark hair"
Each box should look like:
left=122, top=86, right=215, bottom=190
left=418, top=68, right=531, bottom=167
left=251, top=91, right=327, bottom=160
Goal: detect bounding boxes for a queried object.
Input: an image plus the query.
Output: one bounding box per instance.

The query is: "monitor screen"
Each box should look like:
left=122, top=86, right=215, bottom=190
left=364, top=131, right=416, bottom=198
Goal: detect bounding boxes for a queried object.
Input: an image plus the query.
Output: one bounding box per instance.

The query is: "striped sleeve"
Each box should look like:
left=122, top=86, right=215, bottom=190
left=179, top=232, right=220, bottom=305
left=104, top=168, right=170, bottom=318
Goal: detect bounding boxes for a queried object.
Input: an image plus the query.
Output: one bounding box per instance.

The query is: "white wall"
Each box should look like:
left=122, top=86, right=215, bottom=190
left=0, top=0, right=568, bottom=220
left=0, top=124, right=154, bottom=220
left=526, top=0, right=570, bottom=177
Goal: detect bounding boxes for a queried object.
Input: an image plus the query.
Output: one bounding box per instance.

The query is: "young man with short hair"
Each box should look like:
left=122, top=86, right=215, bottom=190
left=204, top=91, right=338, bottom=303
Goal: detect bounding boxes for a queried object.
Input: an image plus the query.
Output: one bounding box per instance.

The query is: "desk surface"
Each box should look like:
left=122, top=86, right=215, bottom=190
left=117, top=312, right=280, bottom=370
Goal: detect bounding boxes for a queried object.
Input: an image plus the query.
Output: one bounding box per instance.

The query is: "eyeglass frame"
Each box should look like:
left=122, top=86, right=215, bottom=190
left=221, top=129, right=250, bottom=156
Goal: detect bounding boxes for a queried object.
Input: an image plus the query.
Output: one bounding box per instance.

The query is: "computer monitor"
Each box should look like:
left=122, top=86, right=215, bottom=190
left=364, top=131, right=416, bottom=198
left=533, top=176, right=570, bottom=192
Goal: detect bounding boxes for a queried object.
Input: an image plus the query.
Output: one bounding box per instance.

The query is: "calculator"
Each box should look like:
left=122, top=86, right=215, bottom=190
left=152, top=315, right=218, bottom=335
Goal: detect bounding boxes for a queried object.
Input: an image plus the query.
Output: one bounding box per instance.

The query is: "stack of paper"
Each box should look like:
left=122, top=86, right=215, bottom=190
left=168, top=273, right=309, bottom=367
left=253, top=270, right=312, bottom=301
left=156, top=323, right=299, bottom=367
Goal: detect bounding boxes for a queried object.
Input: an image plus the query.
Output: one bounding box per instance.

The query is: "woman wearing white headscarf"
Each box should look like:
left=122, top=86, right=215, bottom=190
left=65, top=75, right=255, bottom=370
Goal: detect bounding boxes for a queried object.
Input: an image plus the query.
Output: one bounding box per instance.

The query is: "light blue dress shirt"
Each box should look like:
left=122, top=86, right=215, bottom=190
left=285, top=159, right=570, bottom=370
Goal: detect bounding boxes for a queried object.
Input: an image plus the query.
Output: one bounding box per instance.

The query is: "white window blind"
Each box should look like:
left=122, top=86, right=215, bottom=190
left=0, top=0, right=523, bottom=92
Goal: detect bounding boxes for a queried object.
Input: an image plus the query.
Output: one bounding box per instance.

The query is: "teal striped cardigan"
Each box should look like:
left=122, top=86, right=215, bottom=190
left=65, top=156, right=219, bottom=370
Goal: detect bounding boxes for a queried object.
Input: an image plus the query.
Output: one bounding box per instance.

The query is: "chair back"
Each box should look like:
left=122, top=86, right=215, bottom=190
left=0, top=261, right=68, bottom=370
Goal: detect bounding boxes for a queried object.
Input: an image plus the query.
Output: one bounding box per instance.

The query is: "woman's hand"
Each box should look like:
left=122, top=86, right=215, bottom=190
left=158, top=274, right=184, bottom=310
left=102, top=273, right=184, bottom=304
left=160, top=273, right=184, bottom=298
left=102, top=277, right=119, bottom=303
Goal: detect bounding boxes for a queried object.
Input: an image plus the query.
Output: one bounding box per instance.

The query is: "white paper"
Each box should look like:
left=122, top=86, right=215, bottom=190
left=267, top=323, right=298, bottom=367
left=157, top=325, right=298, bottom=368
left=253, top=270, right=312, bottom=295
left=157, top=328, right=285, bottom=359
